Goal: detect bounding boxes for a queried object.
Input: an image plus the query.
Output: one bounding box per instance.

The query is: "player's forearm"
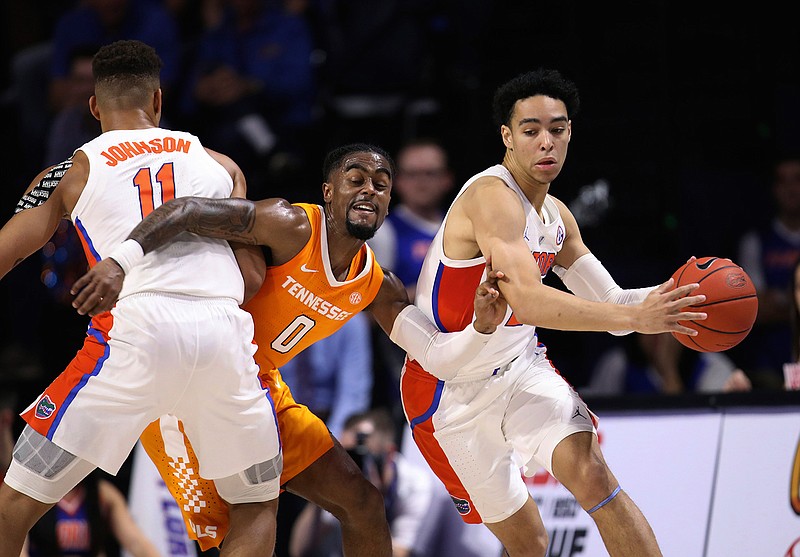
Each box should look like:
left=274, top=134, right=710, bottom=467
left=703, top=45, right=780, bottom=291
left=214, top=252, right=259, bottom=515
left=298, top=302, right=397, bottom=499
left=507, top=282, right=637, bottom=332
left=553, top=253, right=656, bottom=335
left=389, top=306, right=493, bottom=380
left=128, top=197, right=257, bottom=253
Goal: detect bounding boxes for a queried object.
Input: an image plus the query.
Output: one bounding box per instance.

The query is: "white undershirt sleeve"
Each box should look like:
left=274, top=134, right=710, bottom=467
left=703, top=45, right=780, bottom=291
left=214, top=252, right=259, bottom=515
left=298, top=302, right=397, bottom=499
left=553, top=253, right=655, bottom=336
left=389, top=305, right=492, bottom=380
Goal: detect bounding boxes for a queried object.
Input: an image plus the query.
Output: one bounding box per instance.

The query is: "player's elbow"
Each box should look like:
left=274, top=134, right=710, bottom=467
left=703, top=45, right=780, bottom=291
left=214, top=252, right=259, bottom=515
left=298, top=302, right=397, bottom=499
left=506, top=305, right=538, bottom=326
left=422, top=361, right=459, bottom=381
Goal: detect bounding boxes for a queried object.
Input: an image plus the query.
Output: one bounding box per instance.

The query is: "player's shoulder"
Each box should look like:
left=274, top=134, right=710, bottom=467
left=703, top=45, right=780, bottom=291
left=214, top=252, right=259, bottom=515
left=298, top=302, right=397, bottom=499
left=468, top=173, right=519, bottom=199
left=458, top=175, right=521, bottom=219
left=547, top=194, right=569, bottom=213
left=371, top=267, right=408, bottom=303
left=254, top=198, right=310, bottom=226
left=50, top=151, right=89, bottom=192
left=251, top=198, right=312, bottom=259
left=203, top=147, right=239, bottom=175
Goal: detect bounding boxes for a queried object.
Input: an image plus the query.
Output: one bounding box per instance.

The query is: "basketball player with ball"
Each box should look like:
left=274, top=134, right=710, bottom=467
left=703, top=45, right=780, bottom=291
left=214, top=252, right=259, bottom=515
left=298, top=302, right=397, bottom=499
left=398, top=68, right=709, bottom=557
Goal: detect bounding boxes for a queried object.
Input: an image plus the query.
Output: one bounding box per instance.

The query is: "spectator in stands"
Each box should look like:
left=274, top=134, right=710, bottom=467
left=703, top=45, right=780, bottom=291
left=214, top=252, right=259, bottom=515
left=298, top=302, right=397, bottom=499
left=45, top=46, right=102, bottom=165
left=311, top=1, right=441, bottom=153
left=290, top=408, right=433, bottom=557
left=369, top=138, right=455, bottom=300
left=49, top=0, right=181, bottom=113
left=737, top=152, right=800, bottom=388
left=0, top=397, right=160, bottom=557
left=368, top=138, right=455, bottom=415
left=180, top=0, right=318, bottom=199
left=21, top=470, right=161, bottom=557
left=584, top=332, right=751, bottom=396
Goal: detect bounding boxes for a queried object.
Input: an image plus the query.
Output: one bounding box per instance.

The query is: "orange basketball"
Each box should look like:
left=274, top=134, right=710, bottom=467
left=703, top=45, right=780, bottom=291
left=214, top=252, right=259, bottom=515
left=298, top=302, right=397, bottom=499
left=670, top=256, right=758, bottom=352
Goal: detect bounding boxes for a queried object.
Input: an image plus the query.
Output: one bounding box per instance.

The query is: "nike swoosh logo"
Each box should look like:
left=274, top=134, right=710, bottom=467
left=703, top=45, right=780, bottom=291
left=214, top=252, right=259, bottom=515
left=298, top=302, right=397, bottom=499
left=300, top=264, right=318, bottom=273
left=696, top=258, right=717, bottom=270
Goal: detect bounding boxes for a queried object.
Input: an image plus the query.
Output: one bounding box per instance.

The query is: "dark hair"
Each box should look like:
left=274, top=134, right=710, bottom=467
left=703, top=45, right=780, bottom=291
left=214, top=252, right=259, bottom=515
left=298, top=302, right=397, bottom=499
left=343, top=407, right=397, bottom=439
left=92, top=40, right=162, bottom=95
left=322, top=143, right=396, bottom=181
left=397, top=137, right=450, bottom=167
left=492, top=68, right=580, bottom=128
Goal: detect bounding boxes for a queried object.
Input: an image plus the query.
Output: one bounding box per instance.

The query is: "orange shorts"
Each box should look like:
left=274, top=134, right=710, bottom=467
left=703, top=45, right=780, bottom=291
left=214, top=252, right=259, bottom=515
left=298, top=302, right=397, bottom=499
left=140, top=368, right=334, bottom=550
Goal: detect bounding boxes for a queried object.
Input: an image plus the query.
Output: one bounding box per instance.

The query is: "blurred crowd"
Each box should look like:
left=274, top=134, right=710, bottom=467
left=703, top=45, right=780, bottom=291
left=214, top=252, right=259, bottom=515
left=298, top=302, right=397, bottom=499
left=1, top=1, right=800, bottom=555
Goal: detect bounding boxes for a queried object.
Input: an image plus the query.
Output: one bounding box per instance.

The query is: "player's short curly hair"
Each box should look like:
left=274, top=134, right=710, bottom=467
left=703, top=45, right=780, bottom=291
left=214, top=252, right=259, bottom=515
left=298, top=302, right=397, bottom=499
left=322, top=143, right=396, bottom=181
left=492, top=68, right=580, bottom=128
left=92, top=40, right=162, bottom=97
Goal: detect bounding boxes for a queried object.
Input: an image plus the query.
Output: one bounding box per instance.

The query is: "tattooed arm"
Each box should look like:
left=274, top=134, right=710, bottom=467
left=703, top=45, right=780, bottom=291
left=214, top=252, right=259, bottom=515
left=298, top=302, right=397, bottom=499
left=0, top=155, right=87, bottom=280
left=70, top=196, right=312, bottom=315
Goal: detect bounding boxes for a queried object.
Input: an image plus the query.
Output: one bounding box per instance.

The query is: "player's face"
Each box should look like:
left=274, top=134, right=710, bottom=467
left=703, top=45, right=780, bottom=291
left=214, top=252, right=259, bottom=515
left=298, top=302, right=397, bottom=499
left=324, top=152, right=392, bottom=240
left=395, top=145, right=453, bottom=210
left=501, top=95, right=571, bottom=187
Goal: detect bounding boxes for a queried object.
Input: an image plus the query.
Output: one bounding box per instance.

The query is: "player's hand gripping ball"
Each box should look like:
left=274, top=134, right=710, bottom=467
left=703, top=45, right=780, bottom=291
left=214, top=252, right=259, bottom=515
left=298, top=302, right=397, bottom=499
left=671, top=257, right=758, bottom=352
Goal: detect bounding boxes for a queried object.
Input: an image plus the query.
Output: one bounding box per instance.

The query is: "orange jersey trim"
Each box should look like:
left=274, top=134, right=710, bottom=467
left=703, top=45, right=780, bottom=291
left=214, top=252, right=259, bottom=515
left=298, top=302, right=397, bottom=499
left=245, top=203, right=384, bottom=372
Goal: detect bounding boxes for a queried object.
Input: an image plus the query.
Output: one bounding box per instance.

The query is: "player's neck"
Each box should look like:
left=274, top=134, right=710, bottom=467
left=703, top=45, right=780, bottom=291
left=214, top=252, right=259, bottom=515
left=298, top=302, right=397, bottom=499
left=100, top=110, right=160, bottom=132
left=324, top=220, right=367, bottom=280
left=328, top=238, right=365, bottom=280
left=502, top=158, right=549, bottom=212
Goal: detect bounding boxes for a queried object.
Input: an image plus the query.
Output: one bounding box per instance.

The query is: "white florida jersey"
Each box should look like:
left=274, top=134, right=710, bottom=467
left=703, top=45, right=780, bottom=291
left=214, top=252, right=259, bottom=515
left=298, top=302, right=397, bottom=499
left=72, top=128, right=244, bottom=302
left=410, top=164, right=566, bottom=382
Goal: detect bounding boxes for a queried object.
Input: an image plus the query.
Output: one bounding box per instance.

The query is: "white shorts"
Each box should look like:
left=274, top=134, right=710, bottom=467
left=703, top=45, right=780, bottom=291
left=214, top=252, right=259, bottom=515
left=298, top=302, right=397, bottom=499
left=20, top=292, right=280, bottom=479
left=400, top=348, right=596, bottom=525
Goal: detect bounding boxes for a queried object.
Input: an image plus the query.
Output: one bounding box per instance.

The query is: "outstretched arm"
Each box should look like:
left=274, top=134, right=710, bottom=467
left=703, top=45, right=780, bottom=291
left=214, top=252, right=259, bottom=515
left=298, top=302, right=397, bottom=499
left=68, top=196, right=258, bottom=315
left=465, top=178, right=706, bottom=335
left=368, top=266, right=508, bottom=380
left=70, top=196, right=309, bottom=315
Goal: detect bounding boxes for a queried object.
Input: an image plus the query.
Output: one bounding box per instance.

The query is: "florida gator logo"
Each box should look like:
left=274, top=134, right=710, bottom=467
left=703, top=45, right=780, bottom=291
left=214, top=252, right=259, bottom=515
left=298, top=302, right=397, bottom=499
left=35, top=395, right=56, bottom=419
left=451, top=496, right=471, bottom=515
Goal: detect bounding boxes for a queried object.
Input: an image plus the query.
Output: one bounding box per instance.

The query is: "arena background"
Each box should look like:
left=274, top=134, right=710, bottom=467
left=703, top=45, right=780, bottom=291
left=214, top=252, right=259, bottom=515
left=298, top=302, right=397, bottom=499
left=1, top=0, right=798, bottom=387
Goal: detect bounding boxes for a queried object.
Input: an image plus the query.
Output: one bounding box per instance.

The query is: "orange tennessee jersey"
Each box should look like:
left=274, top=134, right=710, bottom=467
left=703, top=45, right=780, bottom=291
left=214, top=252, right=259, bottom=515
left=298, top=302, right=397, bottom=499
left=140, top=203, right=385, bottom=549
left=245, top=203, right=385, bottom=373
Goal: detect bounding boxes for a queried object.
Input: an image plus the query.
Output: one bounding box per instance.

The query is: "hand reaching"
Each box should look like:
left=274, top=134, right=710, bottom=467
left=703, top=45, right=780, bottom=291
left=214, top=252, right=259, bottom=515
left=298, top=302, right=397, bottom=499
left=473, top=265, right=510, bottom=334
left=633, top=278, right=707, bottom=336
left=70, top=258, right=125, bottom=316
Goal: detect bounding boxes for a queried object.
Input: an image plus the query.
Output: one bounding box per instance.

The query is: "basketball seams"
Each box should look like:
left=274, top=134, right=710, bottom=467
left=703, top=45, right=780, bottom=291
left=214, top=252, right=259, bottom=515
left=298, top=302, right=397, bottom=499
left=670, top=256, right=758, bottom=352
left=689, top=265, right=739, bottom=285
left=683, top=319, right=753, bottom=335
left=692, top=294, right=758, bottom=308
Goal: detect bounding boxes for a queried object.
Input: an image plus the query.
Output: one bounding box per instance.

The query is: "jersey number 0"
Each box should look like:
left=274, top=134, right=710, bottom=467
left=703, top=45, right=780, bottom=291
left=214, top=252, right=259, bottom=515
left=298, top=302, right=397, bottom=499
left=271, top=315, right=316, bottom=354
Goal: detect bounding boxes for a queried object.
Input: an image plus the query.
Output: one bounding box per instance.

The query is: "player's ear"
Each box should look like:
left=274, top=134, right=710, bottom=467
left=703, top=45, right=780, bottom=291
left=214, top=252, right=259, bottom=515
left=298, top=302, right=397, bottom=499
left=153, top=88, right=162, bottom=120
left=89, top=95, right=101, bottom=121
left=322, top=182, right=333, bottom=202
left=501, top=125, right=513, bottom=149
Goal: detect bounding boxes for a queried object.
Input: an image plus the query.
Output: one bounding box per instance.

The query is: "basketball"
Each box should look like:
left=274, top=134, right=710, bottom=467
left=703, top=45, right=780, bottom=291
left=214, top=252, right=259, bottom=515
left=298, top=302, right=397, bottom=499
left=670, top=257, right=758, bottom=352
